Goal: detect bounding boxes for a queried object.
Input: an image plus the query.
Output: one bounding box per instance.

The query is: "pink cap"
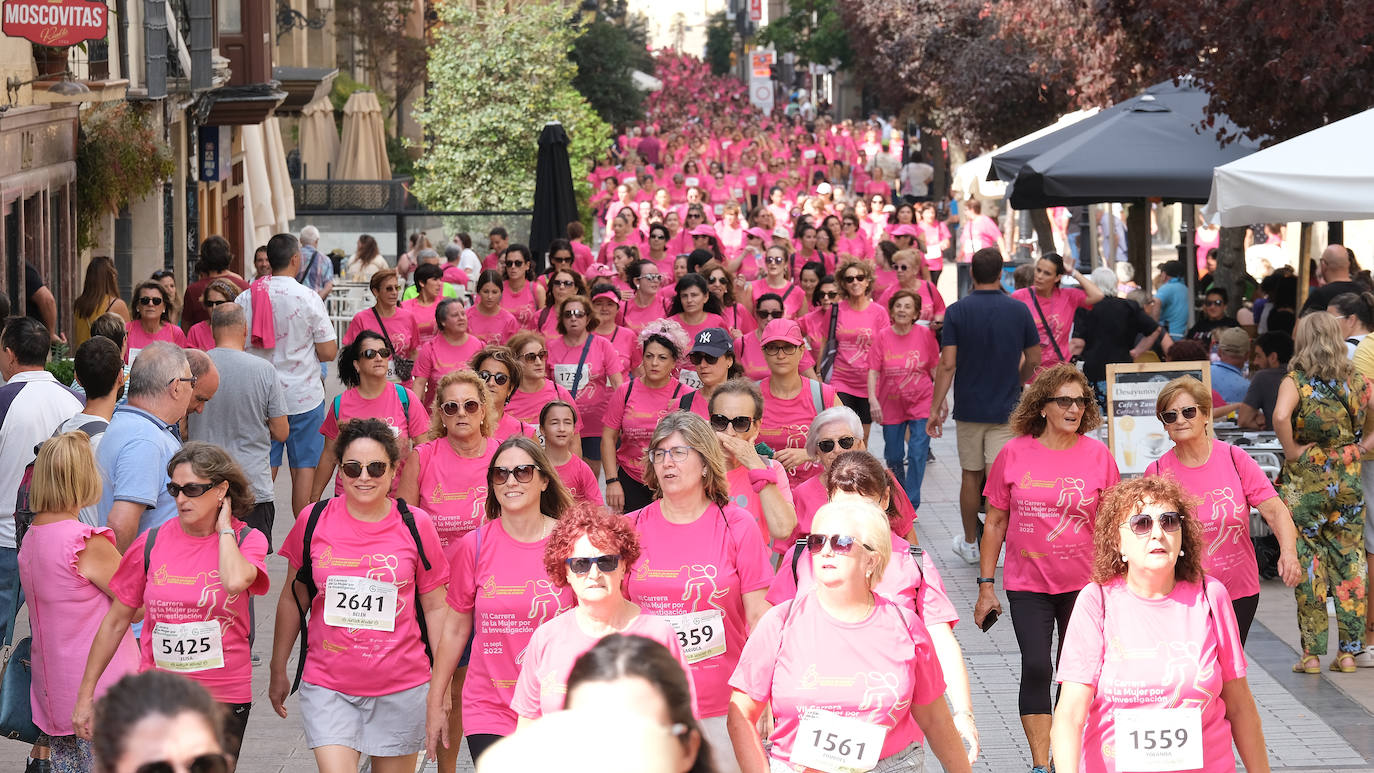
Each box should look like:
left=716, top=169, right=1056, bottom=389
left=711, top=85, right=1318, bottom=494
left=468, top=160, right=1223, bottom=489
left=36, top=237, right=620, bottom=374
left=590, top=287, right=621, bottom=306
left=689, top=224, right=717, bottom=238
left=745, top=227, right=771, bottom=242
left=889, top=223, right=920, bottom=238
left=588, top=263, right=617, bottom=278
left=759, top=319, right=805, bottom=346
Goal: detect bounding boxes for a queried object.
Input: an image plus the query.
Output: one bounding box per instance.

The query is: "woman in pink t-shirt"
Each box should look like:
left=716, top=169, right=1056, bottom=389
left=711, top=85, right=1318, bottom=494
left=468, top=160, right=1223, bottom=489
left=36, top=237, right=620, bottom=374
left=413, top=299, right=485, bottom=409
left=1051, top=476, right=1271, bottom=773
left=124, top=280, right=188, bottom=363
left=271, top=419, right=450, bottom=771
left=729, top=500, right=972, bottom=773
left=185, top=278, right=240, bottom=351
left=621, top=259, right=668, bottom=333
left=745, top=245, right=805, bottom=321
left=513, top=505, right=694, bottom=724
left=500, top=245, right=540, bottom=330
left=734, top=295, right=816, bottom=381
left=77, top=443, right=271, bottom=762
left=402, top=263, right=447, bottom=344
left=603, top=320, right=690, bottom=514
left=821, top=259, right=890, bottom=441
left=546, top=297, right=628, bottom=478
left=468, top=271, right=521, bottom=346
left=539, top=401, right=603, bottom=506
left=868, top=289, right=940, bottom=511
left=471, top=346, right=536, bottom=442
left=1010, top=253, right=1105, bottom=374
left=505, top=331, right=580, bottom=428
left=311, top=331, right=431, bottom=502
left=701, top=260, right=755, bottom=339
left=396, top=370, right=498, bottom=548
left=709, top=379, right=798, bottom=546
left=425, top=437, right=576, bottom=768
left=877, top=248, right=945, bottom=330
left=532, top=268, right=585, bottom=336
left=917, top=203, right=952, bottom=282
left=625, top=412, right=774, bottom=773
left=975, top=364, right=1120, bottom=772
left=1145, top=376, right=1301, bottom=643
left=667, top=273, right=729, bottom=348
left=22, top=434, right=139, bottom=769
left=588, top=285, right=639, bottom=379
left=343, top=269, right=420, bottom=385
left=757, top=319, right=841, bottom=491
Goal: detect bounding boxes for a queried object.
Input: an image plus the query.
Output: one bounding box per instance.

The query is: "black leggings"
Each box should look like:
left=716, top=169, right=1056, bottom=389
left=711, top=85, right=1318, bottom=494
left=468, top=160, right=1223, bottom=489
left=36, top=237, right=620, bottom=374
left=1232, top=593, right=1260, bottom=646
left=467, top=734, right=503, bottom=764
left=1007, top=589, right=1080, bottom=715
left=220, top=702, right=251, bottom=762
left=620, top=474, right=655, bottom=514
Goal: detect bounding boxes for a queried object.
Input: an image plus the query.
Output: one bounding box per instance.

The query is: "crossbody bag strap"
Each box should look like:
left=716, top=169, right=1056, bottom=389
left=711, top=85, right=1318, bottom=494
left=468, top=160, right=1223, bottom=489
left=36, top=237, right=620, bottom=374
left=1029, top=290, right=1066, bottom=362
left=371, top=308, right=400, bottom=357
left=570, top=335, right=595, bottom=399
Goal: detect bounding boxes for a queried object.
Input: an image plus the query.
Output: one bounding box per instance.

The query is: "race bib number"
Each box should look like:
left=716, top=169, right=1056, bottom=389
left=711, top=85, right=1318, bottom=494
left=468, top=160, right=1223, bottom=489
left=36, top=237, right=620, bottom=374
left=925, top=244, right=941, bottom=259
left=323, top=575, right=398, bottom=631
left=745, top=175, right=758, bottom=186
left=664, top=609, right=725, bottom=663
left=731, top=187, right=744, bottom=198
left=714, top=204, right=725, bottom=216
left=685, top=176, right=700, bottom=188
left=791, top=709, right=886, bottom=773
left=803, top=149, right=818, bottom=160
left=678, top=369, right=703, bottom=390
left=1114, top=707, right=1203, bottom=772
left=552, top=363, right=590, bottom=394
left=151, top=621, right=224, bottom=673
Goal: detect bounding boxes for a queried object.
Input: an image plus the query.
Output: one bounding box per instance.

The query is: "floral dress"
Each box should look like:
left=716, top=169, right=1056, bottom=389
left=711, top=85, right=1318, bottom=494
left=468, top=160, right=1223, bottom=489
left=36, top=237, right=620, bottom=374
left=1277, top=369, right=1369, bottom=656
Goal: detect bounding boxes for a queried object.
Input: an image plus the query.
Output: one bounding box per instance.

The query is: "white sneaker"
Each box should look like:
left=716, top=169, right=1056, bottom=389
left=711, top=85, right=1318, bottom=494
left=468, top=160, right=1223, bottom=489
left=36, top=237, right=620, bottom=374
left=1354, top=646, right=1374, bottom=668
left=952, top=536, right=980, bottom=564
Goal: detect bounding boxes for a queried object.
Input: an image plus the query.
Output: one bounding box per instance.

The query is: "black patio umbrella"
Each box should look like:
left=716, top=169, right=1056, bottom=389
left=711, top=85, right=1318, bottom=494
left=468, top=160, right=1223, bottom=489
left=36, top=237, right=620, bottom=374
left=529, top=121, right=580, bottom=274
left=988, top=79, right=1262, bottom=210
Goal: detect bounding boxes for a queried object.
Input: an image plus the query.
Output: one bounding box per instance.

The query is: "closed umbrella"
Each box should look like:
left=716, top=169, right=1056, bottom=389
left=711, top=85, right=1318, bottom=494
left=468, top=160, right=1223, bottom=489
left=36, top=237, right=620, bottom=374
left=529, top=121, right=580, bottom=274
left=335, top=91, right=390, bottom=180
left=299, top=95, right=339, bottom=180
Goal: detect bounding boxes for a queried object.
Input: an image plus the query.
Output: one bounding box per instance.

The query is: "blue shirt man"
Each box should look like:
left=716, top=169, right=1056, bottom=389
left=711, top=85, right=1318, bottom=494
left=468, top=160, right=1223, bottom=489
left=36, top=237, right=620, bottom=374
left=1156, top=261, right=1189, bottom=337
left=1212, top=327, right=1253, bottom=404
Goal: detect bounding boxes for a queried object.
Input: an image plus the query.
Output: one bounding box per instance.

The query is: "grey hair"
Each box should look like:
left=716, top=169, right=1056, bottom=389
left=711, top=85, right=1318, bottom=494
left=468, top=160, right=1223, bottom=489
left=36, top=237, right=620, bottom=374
left=126, top=341, right=189, bottom=399
left=417, top=248, right=440, bottom=264
left=805, top=406, right=864, bottom=457
left=210, top=302, right=246, bottom=331
left=299, top=225, right=320, bottom=245
left=1090, top=267, right=1118, bottom=298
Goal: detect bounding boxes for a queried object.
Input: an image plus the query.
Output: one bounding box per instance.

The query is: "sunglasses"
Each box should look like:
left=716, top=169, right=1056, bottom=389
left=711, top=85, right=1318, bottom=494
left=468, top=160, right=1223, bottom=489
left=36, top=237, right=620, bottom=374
left=1124, top=511, right=1185, bottom=536
left=138, top=296, right=164, bottom=306
left=505, top=260, right=525, bottom=268
left=565, top=554, right=621, bottom=575
left=478, top=370, right=509, bottom=386
left=707, top=276, right=729, bottom=285
left=763, top=342, right=799, bottom=355
left=648, top=445, right=693, bottom=465
left=1204, top=299, right=1225, bottom=307
left=757, top=309, right=784, bottom=320
left=688, top=352, right=722, bottom=367
left=710, top=414, right=754, bottom=433
left=340, top=460, right=389, bottom=479
left=817, top=436, right=857, bottom=453
left=563, top=309, right=588, bottom=319
left=843, top=274, right=867, bottom=283
left=203, top=299, right=229, bottom=309
left=165, top=480, right=221, bottom=498
left=649, top=234, right=667, bottom=240
left=521, top=352, right=548, bottom=363
left=805, top=533, right=873, bottom=555
left=552, top=279, right=576, bottom=288
left=441, top=399, right=482, bottom=416
left=1045, top=396, right=1092, bottom=410
left=135, top=753, right=230, bottom=773
left=639, top=273, right=663, bottom=282
left=552, top=256, right=574, bottom=264
left=1158, top=405, right=1200, bottom=425
left=894, top=264, right=911, bottom=272
left=492, top=464, right=537, bottom=484
left=820, top=290, right=839, bottom=299
left=361, top=348, right=392, bottom=360
left=765, top=256, right=787, bottom=265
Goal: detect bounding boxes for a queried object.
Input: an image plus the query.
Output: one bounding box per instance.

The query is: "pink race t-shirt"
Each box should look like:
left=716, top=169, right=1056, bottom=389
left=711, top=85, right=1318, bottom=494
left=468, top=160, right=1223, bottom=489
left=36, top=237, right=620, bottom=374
left=555, top=454, right=604, bottom=506
left=548, top=334, right=626, bottom=432
left=112, top=519, right=270, bottom=703
left=410, top=436, right=498, bottom=547
left=402, top=297, right=443, bottom=343
left=501, top=282, right=538, bottom=329
left=467, top=307, right=521, bottom=346
left=604, top=379, right=686, bottom=484
left=595, top=326, right=639, bottom=376
left=757, top=377, right=841, bottom=488
left=447, top=518, right=575, bottom=736
left=511, top=609, right=695, bottom=719
left=725, top=459, right=794, bottom=547
left=868, top=325, right=939, bottom=423
left=768, top=535, right=959, bottom=628
left=729, top=592, right=946, bottom=761
left=185, top=321, right=214, bottom=351
left=830, top=301, right=891, bottom=396
left=917, top=221, right=951, bottom=271
left=984, top=434, right=1120, bottom=594
left=1058, top=577, right=1248, bottom=773
left=506, top=379, right=579, bottom=428
left=749, top=281, right=805, bottom=320
left=412, top=334, right=484, bottom=406
left=669, top=312, right=729, bottom=343
left=1011, top=286, right=1090, bottom=370
left=625, top=501, right=774, bottom=718
left=1145, top=440, right=1277, bottom=599
left=320, top=386, right=431, bottom=496
left=279, top=499, right=449, bottom=696
left=124, top=321, right=187, bottom=363
left=621, top=296, right=669, bottom=333
left=494, top=412, right=535, bottom=442
left=343, top=306, right=420, bottom=359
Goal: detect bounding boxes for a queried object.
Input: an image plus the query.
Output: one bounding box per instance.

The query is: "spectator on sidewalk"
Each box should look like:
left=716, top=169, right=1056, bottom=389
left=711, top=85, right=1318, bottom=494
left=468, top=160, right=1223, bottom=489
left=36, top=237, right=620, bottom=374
left=1238, top=331, right=1293, bottom=430
left=183, top=236, right=250, bottom=329
left=1154, top=260, right=1189, bottom=337
left=1300, top=243, right=1361, bottom=315
left=1213, top=327, right=1253, bottom=404
left=63, top=337, right=125, bottom=525
left=296, top=225, right=334, bottom=300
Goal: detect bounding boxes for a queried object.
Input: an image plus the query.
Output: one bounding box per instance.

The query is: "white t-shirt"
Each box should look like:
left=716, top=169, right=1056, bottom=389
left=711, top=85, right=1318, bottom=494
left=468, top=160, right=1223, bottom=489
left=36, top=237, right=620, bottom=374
left=0, top=372, right=84, bottom=547
left=458, top=249, right=483, bottom=290
left=234, top=277, right=335, bottom=415
left=59, top=413, right=110, bottom=526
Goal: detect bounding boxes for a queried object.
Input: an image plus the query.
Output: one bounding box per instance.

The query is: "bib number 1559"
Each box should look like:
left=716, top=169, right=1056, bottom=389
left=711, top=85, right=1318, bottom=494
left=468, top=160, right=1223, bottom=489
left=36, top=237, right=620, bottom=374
left=1114, top=707, right=1202, bottom=772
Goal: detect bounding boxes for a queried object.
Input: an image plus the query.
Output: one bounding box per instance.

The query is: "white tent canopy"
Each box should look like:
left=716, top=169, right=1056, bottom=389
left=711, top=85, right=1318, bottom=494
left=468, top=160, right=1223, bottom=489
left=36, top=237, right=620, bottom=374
left=1203, top=108, right=1374, bottom=226
left=632, top=70, right=663, bottom=92
left=952, top=108, right=1100, bottom=200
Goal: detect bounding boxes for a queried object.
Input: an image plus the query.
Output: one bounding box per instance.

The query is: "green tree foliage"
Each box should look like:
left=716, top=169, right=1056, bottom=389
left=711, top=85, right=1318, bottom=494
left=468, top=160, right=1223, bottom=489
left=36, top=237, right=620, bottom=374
left=704, top=11, right=734, bottom=75
left=758, top=0, right=853, bottom=69
left=571, top=14, right=654, bottom=127
left=75, top=103, right=176, bottom=251
left=413, top=4, right=612, bottom=212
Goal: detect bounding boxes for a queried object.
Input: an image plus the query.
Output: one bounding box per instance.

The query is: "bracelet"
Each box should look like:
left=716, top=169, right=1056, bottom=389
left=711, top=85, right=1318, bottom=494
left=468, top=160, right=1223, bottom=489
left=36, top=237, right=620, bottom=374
left=605, top=477, right=620, bottom=485
left=976, top=577, right=995, bottom=585
left=219, top=529, right=235, bottom=537
left=952, top=709, right=975, bottom=720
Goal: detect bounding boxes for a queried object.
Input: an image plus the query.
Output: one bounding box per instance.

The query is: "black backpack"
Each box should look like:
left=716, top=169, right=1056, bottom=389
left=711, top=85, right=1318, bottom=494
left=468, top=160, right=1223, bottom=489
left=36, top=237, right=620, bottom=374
left=289, top=498, right=433, bottom=694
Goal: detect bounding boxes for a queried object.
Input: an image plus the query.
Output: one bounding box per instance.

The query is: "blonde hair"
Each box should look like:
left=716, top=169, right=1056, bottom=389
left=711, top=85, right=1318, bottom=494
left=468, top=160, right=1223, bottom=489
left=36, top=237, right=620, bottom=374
left=428, top=370, right=495, bottom=439
left=812, top=500, right=891, bottom=588
left=1291, top=311, right=1355, bottom=383
left=642, top=411, right=730, bottom=508
left=30, top=432, right=102, bottom=514
left=1154, top=376, right=1212, bottom=416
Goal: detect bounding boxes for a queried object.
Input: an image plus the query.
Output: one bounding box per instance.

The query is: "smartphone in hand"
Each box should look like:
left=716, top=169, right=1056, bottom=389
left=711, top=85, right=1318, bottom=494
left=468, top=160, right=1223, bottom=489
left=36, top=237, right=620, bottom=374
left=979, top=609, right=1000, bottom=632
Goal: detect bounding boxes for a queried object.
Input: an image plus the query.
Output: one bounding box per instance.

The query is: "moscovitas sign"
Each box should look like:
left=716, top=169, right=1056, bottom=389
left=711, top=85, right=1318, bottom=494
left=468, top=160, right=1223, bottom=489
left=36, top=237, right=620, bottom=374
left=3, top=0, right=107, bottom=47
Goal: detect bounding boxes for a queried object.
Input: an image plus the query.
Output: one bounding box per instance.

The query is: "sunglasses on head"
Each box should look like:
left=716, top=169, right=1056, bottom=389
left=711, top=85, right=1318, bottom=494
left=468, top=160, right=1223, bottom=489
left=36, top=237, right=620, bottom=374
left=805, top=533, right=872, bottom=555
left=520, top=351, right=548, bottom=363
left=688, top=352, right=722, bottom=367
left=817, top=436, right=857, bottom=453
left=492, top=464, right=536, bottom=484
left=165, top=480, right=221, bottom=498
left=138, top=296, right=164, bottom=306
left=441, top=399, right=481, bottom=416
left=710, top=414, right=754, bottom=433
left=757, top=309, right=784, bottom=320
left=361, top=347, right=392, bottom=360
left=1045, top=396, right=1092, bottom=410
left=563, top=309, right=588, bottom=319
left=1158, top=405, right=1200, bottom=425
left=1124, top=511, right=1184, bottom=536
left=478, top=370, right=509, bottom=386
left=340, top=460, right=389, bottom=479
left=135, top=753, right=230, bottom=773
left=565, top=554, right=621, bottom=575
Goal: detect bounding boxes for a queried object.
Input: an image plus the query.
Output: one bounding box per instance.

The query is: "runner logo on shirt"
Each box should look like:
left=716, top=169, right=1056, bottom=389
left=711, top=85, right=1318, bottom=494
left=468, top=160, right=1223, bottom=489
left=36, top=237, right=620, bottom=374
left=1202, top=486, right=1246, bottom=556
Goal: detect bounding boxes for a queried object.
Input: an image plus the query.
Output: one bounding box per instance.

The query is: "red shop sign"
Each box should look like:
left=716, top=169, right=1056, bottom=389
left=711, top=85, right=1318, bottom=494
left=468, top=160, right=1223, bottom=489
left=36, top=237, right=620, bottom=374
left=3, top=0, right=107, bottom=47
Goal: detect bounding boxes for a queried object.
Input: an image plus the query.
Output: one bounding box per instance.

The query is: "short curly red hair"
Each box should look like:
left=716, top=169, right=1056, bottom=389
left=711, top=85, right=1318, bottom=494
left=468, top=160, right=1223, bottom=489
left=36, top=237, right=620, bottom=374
left=542, top=503, right=642, bottom=588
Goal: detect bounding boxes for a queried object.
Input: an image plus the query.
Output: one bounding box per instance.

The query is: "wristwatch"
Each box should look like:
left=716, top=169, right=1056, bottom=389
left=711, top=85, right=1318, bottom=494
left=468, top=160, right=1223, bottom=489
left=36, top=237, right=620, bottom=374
left=605, top=477, right=620, bottom=485
left=976, top=577, right=995, bottom=585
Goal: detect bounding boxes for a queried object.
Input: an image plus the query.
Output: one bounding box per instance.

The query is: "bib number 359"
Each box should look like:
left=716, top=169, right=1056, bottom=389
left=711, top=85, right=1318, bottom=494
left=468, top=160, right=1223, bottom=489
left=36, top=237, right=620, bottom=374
left=1114, top=707, right=1203, bottom=772
left=790, top=708, right=886, bottom=773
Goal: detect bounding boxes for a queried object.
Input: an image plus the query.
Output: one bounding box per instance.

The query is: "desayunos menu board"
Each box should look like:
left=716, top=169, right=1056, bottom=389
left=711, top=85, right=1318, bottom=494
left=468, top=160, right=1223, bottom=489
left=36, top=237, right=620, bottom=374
left=1106, top=361, right=1212, bottom=476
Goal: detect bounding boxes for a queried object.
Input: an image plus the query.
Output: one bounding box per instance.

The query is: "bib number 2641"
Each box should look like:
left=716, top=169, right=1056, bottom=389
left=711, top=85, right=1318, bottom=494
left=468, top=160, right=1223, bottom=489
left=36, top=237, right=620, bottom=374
left=323, top=575, right=398, bottom=631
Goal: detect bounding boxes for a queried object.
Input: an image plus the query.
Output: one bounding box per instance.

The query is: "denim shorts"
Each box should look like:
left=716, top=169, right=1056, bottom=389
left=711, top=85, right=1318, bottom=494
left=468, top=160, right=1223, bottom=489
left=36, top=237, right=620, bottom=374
left=269, top=401, right=326, bottom=469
